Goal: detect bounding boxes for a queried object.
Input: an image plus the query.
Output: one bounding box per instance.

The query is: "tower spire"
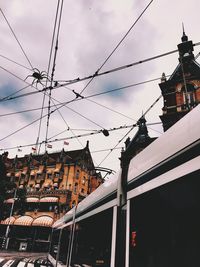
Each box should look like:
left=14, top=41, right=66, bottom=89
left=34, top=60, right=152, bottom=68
left=181, top=22, right=188, bottom=42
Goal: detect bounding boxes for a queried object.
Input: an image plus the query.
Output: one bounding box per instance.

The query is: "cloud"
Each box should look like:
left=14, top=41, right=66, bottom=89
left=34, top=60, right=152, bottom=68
left=0, top=0, right=200, bottom=172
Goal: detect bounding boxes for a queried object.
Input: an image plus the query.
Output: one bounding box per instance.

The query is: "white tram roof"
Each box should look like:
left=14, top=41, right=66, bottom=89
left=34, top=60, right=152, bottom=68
left=128, top=104, right=200, bottom=182
left=53, top=105, right=200, bottom=229
left=53, top=172, right=119, bottom=228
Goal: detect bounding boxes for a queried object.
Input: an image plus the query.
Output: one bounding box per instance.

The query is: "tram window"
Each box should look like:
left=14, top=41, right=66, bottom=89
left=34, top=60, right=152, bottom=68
left=71, top=208, right=113, bottom=266
left=58, top=227, right=70, bottom=264
left=129, top=170, right=200, bottom=267
left=50, top=229, right=60, bottom=259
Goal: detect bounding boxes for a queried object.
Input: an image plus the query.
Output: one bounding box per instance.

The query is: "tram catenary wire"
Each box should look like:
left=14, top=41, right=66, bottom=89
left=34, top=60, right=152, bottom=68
left=1, top=41, right=200, bottom=103
left=0, top=8, right=33, bottom=70
left=97, top=94, right=162, bottom=166
left=45, top=0, right=64, bottom=150
left=0, top=53, right=32, bottom=71
left=0, top=73, right=169, bottom=103
left=36, top=0, right=62, bottom=154
left=79, top=0, right=154, bottom=95
left=0, top=122, right=161, bottom=152
left=0, top=71, right=165, bottom=143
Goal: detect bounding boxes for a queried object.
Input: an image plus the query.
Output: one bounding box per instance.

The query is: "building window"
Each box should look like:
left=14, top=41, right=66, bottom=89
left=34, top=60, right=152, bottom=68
left=74, top=183, right=78, bottom=194
left=54, top=172, right=60, bottom=178
left=182, top=83, right=196, bottom=107
left=81, top=188, right=85, bottom=194
left=30, top=175, right=35, bottom=180
left=47, top=173, right=52, bottom=179
left=76, top=170, right=80, bottom=179
left=72, top=200, right=76, bottom=208
left=82, top=176, right=86, bottom=185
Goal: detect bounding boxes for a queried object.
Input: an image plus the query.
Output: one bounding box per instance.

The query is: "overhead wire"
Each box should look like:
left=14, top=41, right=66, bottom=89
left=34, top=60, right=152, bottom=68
left=0, top=54, right=32, bottom=71
left=0, top=8, right=33, bottom=70
left=0, top=73, right=167, bottom=139
left=0, top=73, right=170, bottom=103
left=79, top=0, right=154, bottom=95
left=2, top=39, right=198, bottom=147
left=0, top=121, right=162, bottom=152
left=85, top=98, right=163, bottom=134
left=97, top=94, right=162, bottom=166
left=1, top=42, right=200, bottom=103
left=49, top=97, right=84, bottom=148
left=0, top=83, right=110, bottom=143
left=45, top=0, right=64, bottom=150
left=36, top=0, right=61, bottom=153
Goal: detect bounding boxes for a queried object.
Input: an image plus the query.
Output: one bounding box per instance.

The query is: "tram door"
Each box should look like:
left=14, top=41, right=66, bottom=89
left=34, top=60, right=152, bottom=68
left=129, top=171, right=200, bottom=267
left=70, top=208, right=113, bottom=266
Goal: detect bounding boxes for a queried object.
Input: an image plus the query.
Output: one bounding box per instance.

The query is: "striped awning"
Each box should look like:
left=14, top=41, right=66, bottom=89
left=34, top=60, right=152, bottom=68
left=30, top=170, right=36, bottom=176
left=40, top=197, right=58, bottom=203
left=14, top=216, right=33, bottom=226
left=32, top=216, right=53, bottom=227
left=26, top=197, right=39, bottom=203
left=4, top=198, right=16, bottom=204
left=22, top=170, right=27, bottom=175
left=1, top=216, right=16, bottom=225
left=43, top=183, right=50, bottom=188
left=15, top=172, right=21, bottom=177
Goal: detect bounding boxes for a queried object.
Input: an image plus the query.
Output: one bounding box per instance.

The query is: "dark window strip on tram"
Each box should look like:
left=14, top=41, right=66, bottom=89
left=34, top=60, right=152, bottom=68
left=128, top=138, right=200, bottom=192
left=74, top=191, right=117, bottom=221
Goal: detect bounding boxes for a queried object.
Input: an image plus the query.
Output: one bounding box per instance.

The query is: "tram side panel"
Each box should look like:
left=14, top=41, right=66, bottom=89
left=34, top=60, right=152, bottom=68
left=129, top=169, right=200, bottom=267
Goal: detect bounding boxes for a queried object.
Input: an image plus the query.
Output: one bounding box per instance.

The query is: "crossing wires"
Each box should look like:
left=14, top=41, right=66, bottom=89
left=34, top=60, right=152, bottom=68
left=79, top=0, right=154, bottom=95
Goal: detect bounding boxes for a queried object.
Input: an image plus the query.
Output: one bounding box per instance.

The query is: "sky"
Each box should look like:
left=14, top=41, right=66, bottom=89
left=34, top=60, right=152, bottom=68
left=0, top=0, right=200, bottom=177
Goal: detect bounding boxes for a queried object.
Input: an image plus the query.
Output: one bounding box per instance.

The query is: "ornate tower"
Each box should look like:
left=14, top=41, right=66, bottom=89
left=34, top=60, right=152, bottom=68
left=159, top=29, right=200, bottom=131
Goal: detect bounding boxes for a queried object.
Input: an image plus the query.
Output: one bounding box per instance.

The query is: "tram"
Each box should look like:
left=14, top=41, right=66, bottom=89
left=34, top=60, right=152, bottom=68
left=48, top=104, right=200, bottom=267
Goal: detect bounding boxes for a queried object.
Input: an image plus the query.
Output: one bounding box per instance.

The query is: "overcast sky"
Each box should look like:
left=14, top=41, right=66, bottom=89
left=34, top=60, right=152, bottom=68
left=0, top=0, right=200, bottom=175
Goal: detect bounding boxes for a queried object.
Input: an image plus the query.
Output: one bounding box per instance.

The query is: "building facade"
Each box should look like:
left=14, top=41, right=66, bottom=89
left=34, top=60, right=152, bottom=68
left=0, top=141, right=103, bottom=251
left=160, top=31, right=200, bottom=131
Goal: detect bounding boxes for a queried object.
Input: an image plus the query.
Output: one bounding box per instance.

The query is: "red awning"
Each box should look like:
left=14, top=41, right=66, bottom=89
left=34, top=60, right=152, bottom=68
left=40, top=197, right=58, bottom=203
left=30, top=170, right=36, bottom=176
left=15, top=172, right=21, bottom=177
left=14, top=216, right=33, bottom=226
left=4, top=198, right=16, bottom=204
left=0, top=216, right=16, bottom=225
left=32, top=216, right=53, bottom=227
left=26, top=197, right=39, bottom=203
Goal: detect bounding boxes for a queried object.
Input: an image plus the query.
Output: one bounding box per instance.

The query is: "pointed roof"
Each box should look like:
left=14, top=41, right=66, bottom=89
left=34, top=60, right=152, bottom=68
left=167, top=32, right=200, bottom=83
left=181, top=23, right=188, bottom=42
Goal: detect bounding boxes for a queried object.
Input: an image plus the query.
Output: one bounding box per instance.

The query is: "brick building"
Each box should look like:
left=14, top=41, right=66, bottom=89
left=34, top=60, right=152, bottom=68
left=160, top=30, right=200, bottom=131
left=0, top=141, right=102, bottom=251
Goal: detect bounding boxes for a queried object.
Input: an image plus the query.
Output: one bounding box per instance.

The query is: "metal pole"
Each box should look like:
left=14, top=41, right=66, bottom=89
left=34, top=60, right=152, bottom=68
left=55, top=228, right=63, bottom=267
left=67, top=206, right=77, bottom=267
left=4, top=188, right=17, bottom=249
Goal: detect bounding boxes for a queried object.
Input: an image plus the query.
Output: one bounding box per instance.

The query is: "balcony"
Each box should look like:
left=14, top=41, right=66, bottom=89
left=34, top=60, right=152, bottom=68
left=26, top=189, right=70, bottom=197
